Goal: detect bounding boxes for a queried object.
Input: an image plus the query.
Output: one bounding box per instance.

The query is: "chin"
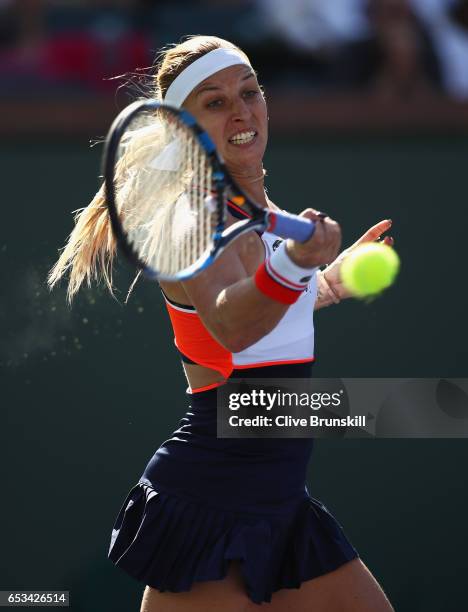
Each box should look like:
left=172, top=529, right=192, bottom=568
left=226, top=154, right=263, bottom=172
left=227, top=141, right=266, bottom=165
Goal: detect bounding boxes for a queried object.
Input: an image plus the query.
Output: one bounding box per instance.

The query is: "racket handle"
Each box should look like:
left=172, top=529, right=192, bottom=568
left=267, top=211, right=317, bottom=243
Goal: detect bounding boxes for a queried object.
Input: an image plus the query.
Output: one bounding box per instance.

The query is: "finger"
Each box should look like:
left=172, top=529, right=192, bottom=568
left=380, top=235, right=394, bottom=246
left=301, top=208, right=330, bottom=222
left=354, top=219, right=392, bottom=245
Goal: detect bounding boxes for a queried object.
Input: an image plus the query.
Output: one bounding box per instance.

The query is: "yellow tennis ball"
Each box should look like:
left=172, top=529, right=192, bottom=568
left=340, top=243, right=400, bottom=298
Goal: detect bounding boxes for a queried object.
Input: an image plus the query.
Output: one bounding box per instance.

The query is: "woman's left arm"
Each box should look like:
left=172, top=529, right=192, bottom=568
left=314, top=219, right=394, bottom=311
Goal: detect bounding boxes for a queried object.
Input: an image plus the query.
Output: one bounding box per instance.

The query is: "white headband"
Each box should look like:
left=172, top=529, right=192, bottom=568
left=163, top=48, right=252, bottom=108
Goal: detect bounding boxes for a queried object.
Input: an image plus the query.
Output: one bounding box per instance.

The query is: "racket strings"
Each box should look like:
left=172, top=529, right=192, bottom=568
left=114, top=110, right=217, bottom=277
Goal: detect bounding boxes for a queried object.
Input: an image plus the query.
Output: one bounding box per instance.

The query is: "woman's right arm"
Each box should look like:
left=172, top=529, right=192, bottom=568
left=182, top=210, right=341, bottom=353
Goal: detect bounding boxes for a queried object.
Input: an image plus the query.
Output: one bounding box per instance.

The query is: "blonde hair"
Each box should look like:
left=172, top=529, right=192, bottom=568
left=48, top=35, right=250, bottom=302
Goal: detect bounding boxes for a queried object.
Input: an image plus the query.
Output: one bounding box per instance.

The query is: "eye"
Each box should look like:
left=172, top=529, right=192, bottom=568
left=243, top=90, right=259, bottom=99
left=206, top=99, right=223, bottom=109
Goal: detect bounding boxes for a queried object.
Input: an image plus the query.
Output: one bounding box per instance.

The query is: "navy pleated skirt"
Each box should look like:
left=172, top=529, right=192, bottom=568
left=108, top=364, right=358, bottom=604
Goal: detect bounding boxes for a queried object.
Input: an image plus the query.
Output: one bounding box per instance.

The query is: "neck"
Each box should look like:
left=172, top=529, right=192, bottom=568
left=230, top=167, right=268, bottom=207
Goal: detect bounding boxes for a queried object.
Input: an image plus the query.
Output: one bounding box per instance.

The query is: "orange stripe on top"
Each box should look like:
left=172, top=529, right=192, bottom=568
left=164, top=301, right=233, bottom=379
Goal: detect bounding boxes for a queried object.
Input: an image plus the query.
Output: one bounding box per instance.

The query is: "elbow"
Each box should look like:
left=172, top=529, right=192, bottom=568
left=212, top=327, right=249, bottom=353
left=215, top=323, right=270, bottom=354
left=222, top=337, right=254, bottom=354
left=209, top=302, right=280, bottom=353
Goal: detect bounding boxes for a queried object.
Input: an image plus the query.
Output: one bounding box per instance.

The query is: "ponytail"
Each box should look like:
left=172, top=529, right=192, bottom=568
left=48, top=185, right=116, bottom=302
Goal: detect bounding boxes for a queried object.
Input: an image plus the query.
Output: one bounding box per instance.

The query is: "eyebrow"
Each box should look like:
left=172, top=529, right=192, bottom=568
left=195, top=70, right=256, bottom=96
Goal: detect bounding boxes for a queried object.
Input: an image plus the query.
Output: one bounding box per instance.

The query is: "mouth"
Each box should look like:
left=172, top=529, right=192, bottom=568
left=228, top=130, right=257, bottom=146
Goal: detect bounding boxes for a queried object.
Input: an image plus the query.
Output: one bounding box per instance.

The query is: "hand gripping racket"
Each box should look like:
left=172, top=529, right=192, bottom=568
left=102, top=99, right=317, bottom=281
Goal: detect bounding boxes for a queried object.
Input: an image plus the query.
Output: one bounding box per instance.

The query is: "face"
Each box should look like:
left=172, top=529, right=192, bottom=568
left=183, top=63, right=268, bottom=174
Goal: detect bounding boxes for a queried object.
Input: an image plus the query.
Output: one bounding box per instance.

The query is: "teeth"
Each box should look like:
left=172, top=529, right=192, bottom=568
left=229, top=131, right=256, bottom=145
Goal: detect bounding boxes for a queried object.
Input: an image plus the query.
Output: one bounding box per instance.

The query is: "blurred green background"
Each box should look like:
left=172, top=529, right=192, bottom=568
left=1, top=132, right=467, bottom=611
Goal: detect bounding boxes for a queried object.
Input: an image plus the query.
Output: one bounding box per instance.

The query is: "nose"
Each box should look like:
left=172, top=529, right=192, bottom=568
left=231, top=97, right=252, bottom=122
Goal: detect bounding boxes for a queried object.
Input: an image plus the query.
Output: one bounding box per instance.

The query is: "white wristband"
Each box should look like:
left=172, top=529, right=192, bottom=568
left=266, top=241, right=318, bottom=291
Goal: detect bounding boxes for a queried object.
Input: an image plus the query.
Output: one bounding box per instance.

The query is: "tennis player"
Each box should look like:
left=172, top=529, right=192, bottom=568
left=49, top=35, right=394, bottom=612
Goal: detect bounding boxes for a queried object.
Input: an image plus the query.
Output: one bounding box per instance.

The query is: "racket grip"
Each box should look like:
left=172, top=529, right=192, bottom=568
left=268, top=211, right=316, bottom=243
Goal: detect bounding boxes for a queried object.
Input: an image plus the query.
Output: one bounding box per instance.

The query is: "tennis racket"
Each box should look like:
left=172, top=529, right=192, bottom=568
left=102, top=99, right=317, bottom=281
